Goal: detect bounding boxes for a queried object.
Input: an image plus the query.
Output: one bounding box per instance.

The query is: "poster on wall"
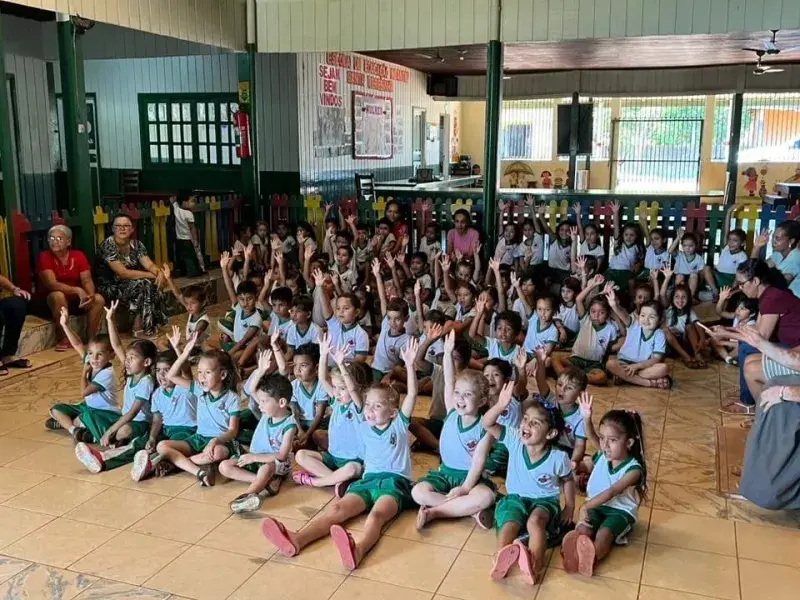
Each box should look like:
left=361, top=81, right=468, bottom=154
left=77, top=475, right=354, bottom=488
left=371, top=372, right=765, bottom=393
left=314, top=63, right=349, bottom=158
left=393, top=107, right=404, bottom=157
left=352, top=91, right=393, bottom=159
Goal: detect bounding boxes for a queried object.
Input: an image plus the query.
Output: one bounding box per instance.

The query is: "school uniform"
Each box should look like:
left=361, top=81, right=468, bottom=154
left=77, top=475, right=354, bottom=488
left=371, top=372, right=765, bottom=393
left=617, top=324, right=666, bottom=364
left=675, top=252, right=705, bottom=276
left=548, top=240, right=572, bottom=282
left=523, top=313, right=559, bottom=353
left=51, top=365, right=119, bottom=442
left=285, top=321, right=321, bottom=349
left=606, top=243, right=641, bottom=291
left=291, top=379, right=329, bottom=429
left=579, top=241, right=606, bottom=261
left=120, top=375, right=155, bottom=439
left=556, top=303, right=580, bottom=338
left=494, top=239, right=518, bottom=266
left=331, top=262, right=358, bottom=293
left=352, top=243, right=371, bottom=268
left=322, top=398, right=365, bottom=470
left=494, top=425, right=572, bottom=529
left=241, top=413, right=298, bottom=476
left=455, top=303, right=476, bottom=322
left=183, top=382, right=242, bottom=454
left=585, top=452, right=642, bottom=542
left=486, top=338, right=522, bottom=366
left=267, top=314, right=293, bottom=339
left=513, top=298, right=530, bottom=331
left=665, top=308, right=698, bottom=337
left=326, top=317, right=370, bottom=366
left=186, top=313, right=211, bottom=345
left=346, top=414, right=414, bottom=509
left=558, top=405, right=586, bottom=453
left=639, top=246, right=672, bottom=279
left=714, top=247, right=748, bottom=288
left=514, top=234, right=544, bottom=266
left=484, top=396, right=524, bottom=475
left=370, top=316, right=411, bottom=379
left=771, top=248, right=800, bottom=298
left=418, top=237, right=442, bottom=263
left=220, top=303, right=262, bottom=350
left=570, top=317, right=619, bottom=372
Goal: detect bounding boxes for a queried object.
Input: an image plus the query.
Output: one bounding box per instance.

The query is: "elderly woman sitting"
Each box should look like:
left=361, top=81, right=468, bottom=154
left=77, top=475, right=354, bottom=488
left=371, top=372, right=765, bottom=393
left=36, top=225, right=105, bottom=350
left=95, top=214, right=168, bottom=337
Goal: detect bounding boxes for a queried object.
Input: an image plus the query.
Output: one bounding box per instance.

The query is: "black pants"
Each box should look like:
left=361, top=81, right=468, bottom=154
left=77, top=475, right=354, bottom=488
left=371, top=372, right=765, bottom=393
left=0, top=296, right=26, bottom=357
left=174, top=239, right=204, bottom=277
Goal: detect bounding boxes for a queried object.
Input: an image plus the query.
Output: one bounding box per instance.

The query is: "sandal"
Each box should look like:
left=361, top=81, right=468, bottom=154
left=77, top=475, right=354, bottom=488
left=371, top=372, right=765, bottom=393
left=3, top=358, right=31, bottom=369
left=490, top=543, right=520, bottom=580
left=330, top=524, right=358, bottom=570
left=514, top=539, right=537, bottom=586
left=649, top=376, right=672, bottom=389
left=196, top=465, right=216, bottom=487
left=265, top=476, right=283, bottom=496
left=292, top=470, right=316, bottom=487
left=561, top=531, right=581, bottom=574
left=720, top=402, right=755, bottom=415
left=0, top=366, right=8, bottom=377
left=576, top=535, right=597, bottom=577
left=261, top=516, right=298, bottom=557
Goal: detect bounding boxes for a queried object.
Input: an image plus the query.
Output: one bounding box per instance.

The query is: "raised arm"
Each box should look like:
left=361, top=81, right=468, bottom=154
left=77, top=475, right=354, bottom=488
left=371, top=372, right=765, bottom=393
left=570, top=227, right=580, bottom=273
left=658, top=266, right=674, bottom=308
left=578, top=392, right=600, bottom=450
left=269, top=332, right=288, bottom=376
left=572, top=203, right=584, bottom=241
left=513, top=347, right=529, bottom=398
left=414, top=322, right=444, bottom=376
left=399, top=338, right=420, bottom=419
left=723, top=204, right=734, bottom=240
left=715, top=286, right=736, bottom=319
left=312, top=269, right=333, bottom=321
left=440, top=255, right=457, bottom=302
left=481, top=381, right=514, bottom=439
left=489, top=259, right=506, bottom=311
left=371, top=258, right=388, bottom=317
left=468, top=294, right=488, bottom=344
left=413, top=281, right=425, bottom=334
left=167, top=332, right=198, bottom=389
left=536, top=203, right=556, bottom=238
left=605, top=282, right=630, bottom=327
left=472, top=244, right=482, bottom=284
left=242, top=244, right=254, bottom=281
left=442, top=331, right=456, bottom=413
left=220, top=251, right=237, bottom=305
left=611, top=200, right=621, bottom=241
left=576, top=274, right=604, bottom=318
left=332, top=343, right=364, bottom=410
left=511, top=271, right=532, bottom=317
left=668, top=227, right=684, bottom=255
left=104, top=301, right=126, bottom=365
left=532, top=347, right=551, bottom=398
left=751, top=229, right=770, bottom=260
left=59, top=307, right=85, bottom=358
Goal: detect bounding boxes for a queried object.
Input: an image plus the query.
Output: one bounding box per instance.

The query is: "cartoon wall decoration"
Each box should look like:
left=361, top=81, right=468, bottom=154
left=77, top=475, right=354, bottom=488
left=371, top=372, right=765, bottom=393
left=553, top=168, right=566, bottom=189
left=501, top=161, right=536, bottom=188
left=540, top=170, right=552, bottom=188
left=759, top=166, right=769, bottom=198
left=742, top=167, right=758, bottom=196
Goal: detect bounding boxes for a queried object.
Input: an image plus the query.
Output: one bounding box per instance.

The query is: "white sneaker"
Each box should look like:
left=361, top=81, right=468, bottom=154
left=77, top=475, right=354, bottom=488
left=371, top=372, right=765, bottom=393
left=229, top=492, right=264, bottom=514
left=131, top=450, right=155, bottom=482
left=74, top=442, right=104, bottom=474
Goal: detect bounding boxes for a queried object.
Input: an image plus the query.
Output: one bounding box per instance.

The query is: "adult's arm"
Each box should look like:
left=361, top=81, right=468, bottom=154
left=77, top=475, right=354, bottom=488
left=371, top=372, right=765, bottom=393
left=734, top=324, right=800, bottom=371
left=37, top=252, right=83, bottom=296
left=100, top=240, right=157, bottom=281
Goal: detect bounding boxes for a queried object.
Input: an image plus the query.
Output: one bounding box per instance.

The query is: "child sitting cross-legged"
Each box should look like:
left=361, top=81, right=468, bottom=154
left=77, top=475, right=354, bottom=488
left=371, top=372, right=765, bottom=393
left=143, top=333, right=241, bottom=486
left=73, top=302, right=157, bottom=472
left=261, top=338, right=421, bottom=571
left=292, top=333, right=368, bottom=497
left=412, top=331, right=497, bottom=530
left=219, top=350, right=298, bottom=513
left=369, top=258, right=411, bottom=383
left=469, top=292, right=524, bottom=372
left=483, top=379, right=576, bottom=586
left=220, top=250, right=263, bottom=368
left=314, top=267, right=370, bottom=365
left=561, top=394, right=646, bottom=577
left=710, top=287, right=758, bottom=365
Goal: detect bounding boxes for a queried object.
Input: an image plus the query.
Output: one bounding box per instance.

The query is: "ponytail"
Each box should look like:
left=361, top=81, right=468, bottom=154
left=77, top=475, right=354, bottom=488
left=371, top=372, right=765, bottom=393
left=600, top=409, right=648, bottom=502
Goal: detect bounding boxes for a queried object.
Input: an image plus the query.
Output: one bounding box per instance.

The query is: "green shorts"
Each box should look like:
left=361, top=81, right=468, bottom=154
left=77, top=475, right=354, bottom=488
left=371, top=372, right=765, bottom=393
left=371, top=368, right=387, bottom=382
left=484, top=442, right=509, bottom=475
left=569, top=356, right=605, bottom=374
left=494, top=493, right=561, bottom=531
left=125, top=421, right=152, bottom=440
left=322, top=452, right=363, bottom=471
left=346, top=472, right=414, bottom=510
left=713, top=270, right=735, bottom=289
left=418, top=464, right=496, bottom=494
left=586, top=505, right=636, bottom=540
left=550, top=267, right=571, bottom=284
left=237, top=409, right=259, bottom=444
left=162, top=425, right=196, bottom=441
left=605, top=269, right=633, bottom=291
left=561, top=330, right=578, bottom=349
left=218, top=311, right=235, bottom=339
left=50, top=403, right=120, bottom=443
left=231, top=454, right=292, bottom=476
left=221, top=341, right=235, bottom=352
left=183, top=433, right=236, bottom=456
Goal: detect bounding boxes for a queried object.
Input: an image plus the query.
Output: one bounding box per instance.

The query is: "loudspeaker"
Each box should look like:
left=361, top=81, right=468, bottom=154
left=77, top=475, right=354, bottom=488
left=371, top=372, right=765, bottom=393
left=427, top=74, right=458, bottom=97
left=557, top=103, right=594, bottom=156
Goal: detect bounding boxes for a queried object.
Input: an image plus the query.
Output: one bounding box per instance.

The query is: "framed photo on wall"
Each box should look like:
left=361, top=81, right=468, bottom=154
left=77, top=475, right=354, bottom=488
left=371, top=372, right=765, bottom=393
left=352, top=91, right=393, bottom=159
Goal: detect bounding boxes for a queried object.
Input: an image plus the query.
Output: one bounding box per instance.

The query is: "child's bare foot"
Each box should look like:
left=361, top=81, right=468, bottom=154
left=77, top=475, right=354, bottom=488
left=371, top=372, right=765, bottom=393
left=576, top=535, right=596, bottom=577
left=513, top=539, right=538, bottom=585
left=490, top=543, right=520, bottom=580
left=416, top=506, right=431, bottom=530
left=261, top=516, right=299, bottom=557
left=330, top=524, right=358, bottom=570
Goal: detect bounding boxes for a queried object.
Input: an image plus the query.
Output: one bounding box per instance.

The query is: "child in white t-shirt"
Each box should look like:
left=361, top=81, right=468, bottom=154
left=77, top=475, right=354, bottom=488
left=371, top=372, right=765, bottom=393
left=669, top=228, right=704, bottom=298
left=703, top=214, right=747, bottom=299
left=711, top=288, right=758, bottom=364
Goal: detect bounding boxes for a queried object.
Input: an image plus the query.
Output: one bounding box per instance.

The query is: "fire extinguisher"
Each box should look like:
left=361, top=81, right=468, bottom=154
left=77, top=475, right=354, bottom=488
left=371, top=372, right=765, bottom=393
left=234, top=111, right=251, bottom=158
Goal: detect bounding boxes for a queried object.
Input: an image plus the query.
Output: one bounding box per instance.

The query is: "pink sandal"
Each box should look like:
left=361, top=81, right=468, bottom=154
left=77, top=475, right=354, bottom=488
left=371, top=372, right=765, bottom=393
left=576, top=535, right=597, bottom=577
left=514, top=539, right=537, bottom=585
left=261, top=516, right=298, bottom=557
left=490, top=543, right=520, bottom=580
left=561, top=531, right=581, bottom=574
left=292, top=471, right=315, bottom=487
left=330, top=524, right=358, bottom=570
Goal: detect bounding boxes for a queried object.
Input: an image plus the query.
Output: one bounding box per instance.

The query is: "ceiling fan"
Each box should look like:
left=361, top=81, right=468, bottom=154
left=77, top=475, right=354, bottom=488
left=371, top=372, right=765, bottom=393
left=743, top=28, right=800, bottom=55
left=413, top=48, right=469, bottom=62
left=752, top=50, right=785, bottom=75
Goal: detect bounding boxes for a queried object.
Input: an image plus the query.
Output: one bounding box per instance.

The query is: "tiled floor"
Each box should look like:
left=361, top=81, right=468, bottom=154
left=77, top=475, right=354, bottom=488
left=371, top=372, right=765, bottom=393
left=0, top=315, right=799, bottom=599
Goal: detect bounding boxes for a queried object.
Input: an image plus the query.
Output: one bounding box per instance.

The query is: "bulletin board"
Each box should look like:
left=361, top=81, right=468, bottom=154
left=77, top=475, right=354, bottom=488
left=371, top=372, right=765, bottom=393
left=352, top=92, right=393, bottom=159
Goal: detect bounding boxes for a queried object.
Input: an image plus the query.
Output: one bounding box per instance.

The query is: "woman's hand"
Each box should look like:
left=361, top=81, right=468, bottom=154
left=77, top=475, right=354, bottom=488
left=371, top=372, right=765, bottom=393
left=732, top=323, right=766, bottom=348
left=754, top=229, right=771, bottom=249
left=12, top=286, right=30, bottom=301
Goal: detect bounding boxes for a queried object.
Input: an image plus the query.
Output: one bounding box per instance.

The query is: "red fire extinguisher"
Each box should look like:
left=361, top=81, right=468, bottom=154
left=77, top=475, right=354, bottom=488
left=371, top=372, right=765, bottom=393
left=234, top=111, right=251, bottom=158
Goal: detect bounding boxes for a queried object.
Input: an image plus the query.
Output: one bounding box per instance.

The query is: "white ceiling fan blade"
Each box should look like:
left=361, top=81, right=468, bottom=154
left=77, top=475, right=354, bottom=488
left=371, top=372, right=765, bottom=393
left=414, top=53, right=434, bottom=59
left=765, top=67, right=785, bottom=73
left=778, top=45, right=800, bottom=54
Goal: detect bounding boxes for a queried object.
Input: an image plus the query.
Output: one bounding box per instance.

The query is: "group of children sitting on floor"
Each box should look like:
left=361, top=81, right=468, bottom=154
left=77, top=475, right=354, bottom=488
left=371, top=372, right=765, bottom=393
left=42, top=198, right=752, bottom=583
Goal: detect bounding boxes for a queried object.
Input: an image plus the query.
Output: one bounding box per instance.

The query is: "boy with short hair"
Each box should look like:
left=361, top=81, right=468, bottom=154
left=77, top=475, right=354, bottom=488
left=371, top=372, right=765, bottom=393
left=285, top=294, right=320, bottom=361
left=172, top=192, right=206, bottom=277
left=220, top=251, right=262, bottom=366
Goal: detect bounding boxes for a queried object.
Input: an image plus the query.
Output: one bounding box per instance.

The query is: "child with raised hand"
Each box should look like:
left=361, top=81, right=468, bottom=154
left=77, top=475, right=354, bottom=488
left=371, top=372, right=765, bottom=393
left=561, top=393, right=646, bottom=577
left=553, top=276, right=621, bottom=386
left=703, top=207, right=747, bottom=299
left=220, top=250, right=263, bottom=367
left=469, top=293, right=523, bottom=370
left=314, top=267, right=370, bottom=365
left=605, top=285, right=670, bottom=389
left=47, top=308, right=118, bottom=443
left=440, top=254, right=477, bottom=335
left=419, top=221, right=442, bottom=262
left=538, top=206, right=574, bottom=284
left=219, top=356, right=297, bottom=513
left=73, top=301, right=157, bottom=472
left=162, top=263, right=210, bottom=351
left=370, top=258, right=412, bottom=382
left=571, top=204, right=605, bottom=266
left=146, top=334, right=241, bottom=486
left=510, top=270, right=536, bottom=332
left=494, top=208, right=519, bottom=266
left=293, top=333, right=367, bottom=496
left=522, top=292, right=560, bottom=368
left=671, top=228, right=705, bottom=298
left=129, top=349, right=198, bottom=481
left=513, top=215, right=544, bottom=272
left=483, top=381, right=575, bottom=586
left=639, top=227, right=672, bottom=282
left=284, top=294, right=320, bottom=361
left=606, top=201, right=644, bottom=295
left=412, top=331, right=496, bottom=531
left=556, top=277, right=582, bottom=347
left=658, top=266, right=706, bottom=368
left=710, top=287, right=758, bottom=365
left=261, top=339, right=422, bottom=571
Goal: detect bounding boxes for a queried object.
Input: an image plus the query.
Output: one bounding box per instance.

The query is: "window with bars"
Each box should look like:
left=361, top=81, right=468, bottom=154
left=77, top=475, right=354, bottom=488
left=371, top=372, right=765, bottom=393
left=500, top=101, right=553, bottom=160
left=139, top=94, right=240, bottom=168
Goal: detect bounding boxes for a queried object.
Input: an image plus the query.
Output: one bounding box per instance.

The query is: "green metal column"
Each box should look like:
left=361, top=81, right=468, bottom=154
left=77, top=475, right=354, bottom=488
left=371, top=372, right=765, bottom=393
left=725, top=93, right=743, bottom=205
left=0, top=12, right=20, bottom=219
left=482, top=40, right=503, bottom=250
left=57, top=14, right=94, bottom=257
left=237, top=48, right=259, bottom=218
left=567, top=92, right=579, bottom=191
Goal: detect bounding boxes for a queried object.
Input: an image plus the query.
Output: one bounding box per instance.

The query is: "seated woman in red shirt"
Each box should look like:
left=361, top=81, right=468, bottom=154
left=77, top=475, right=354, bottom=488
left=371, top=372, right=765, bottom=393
left=36, top=225, right=105, bottom=350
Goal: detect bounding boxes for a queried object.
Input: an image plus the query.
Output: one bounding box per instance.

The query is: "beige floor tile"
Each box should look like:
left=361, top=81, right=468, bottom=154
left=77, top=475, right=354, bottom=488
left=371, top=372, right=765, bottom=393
left=536, top=567, right=638, bottom=600
left=736, top=522, right=800, bottom=568
left=0, top=506, right=54, bottom=549
left=0, top=468, right=51, bottom=503
left=74, top=580, right=170, bottom=599
left=258, top=482, right=333, bottom=521
left=0, top=556, right=31, bottom=585
left=648, top=509, right=736, bottom=555
left=144, top=546, right=264, bottom=600
left=0, top=412, right=44, bottom=436
left=739, top=558, right=800, bottom=600
left=659, top=439, right=716, bottom=468
left=638, top=585, right=724, bottom=600
left=550, top=541, right=645, bottom=583
left=115, top=472, right=196, bottom=497
left=334, top=578, right=432, bottom=600
left=462, top=526, right=497, bottom=555
left=0, top=563, right=96, bottom=599
left=5, top=444, right=128, bottom=486
left=436, top=550, right=540, bottom=600
left=0, top=436, right=47, bottom=467
left=651, top=482, right=728, bottom=518
left=665, top=407, right=721, bottom=430
left=384, top=510, right=475, bottom=549
left=229, top=561, right=345, bottom=600
left=726, top=497, right=800, bottom=530
left=3, top=476, right=108, bottom=516
left=128, top=498, right=230, bottom=544
left=198, top=513, right=286, bottom=559
left=6, top=422, right=75, bottom=446
left=70, top=531, right=189, bottom=585
left=641, top=543, right=739, bottom=599
left=354, top=536, right=459, bottom=592
left=64, top=487, right=168, bottom=529
left=3, top=518, right=118, bottom=569
left=655, top=460, right=716, bottom=489
left=176, top=479, right=251, bottom=507
left=272, top=533, right=355, bottom=575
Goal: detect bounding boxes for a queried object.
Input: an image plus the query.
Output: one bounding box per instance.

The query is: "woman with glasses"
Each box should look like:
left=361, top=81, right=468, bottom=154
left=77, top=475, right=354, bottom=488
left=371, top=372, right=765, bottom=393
left=95, top=215, right=168, bottom=337
left=36, top=225, right=105, bottom=350
left=751, top=221, right=800, bottom=298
